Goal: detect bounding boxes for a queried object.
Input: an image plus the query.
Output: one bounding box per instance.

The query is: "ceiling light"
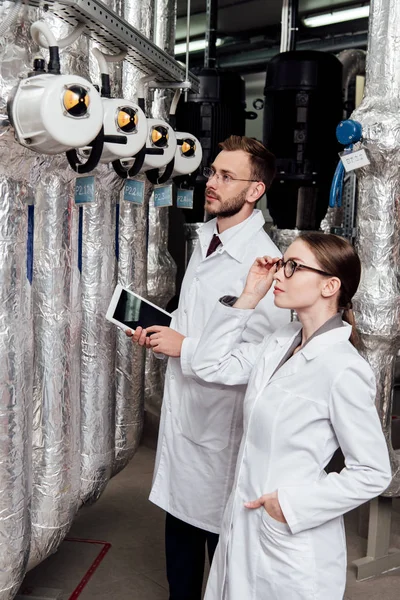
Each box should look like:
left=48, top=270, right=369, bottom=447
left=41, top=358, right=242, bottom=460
left=174, top=38, right=222, bottom=55
left=303, top=6, right=370, bottom=28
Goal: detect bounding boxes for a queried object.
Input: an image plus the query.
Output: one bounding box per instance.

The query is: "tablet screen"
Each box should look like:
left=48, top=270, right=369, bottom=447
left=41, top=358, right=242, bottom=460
left=112, top=289, right=171, bottom=330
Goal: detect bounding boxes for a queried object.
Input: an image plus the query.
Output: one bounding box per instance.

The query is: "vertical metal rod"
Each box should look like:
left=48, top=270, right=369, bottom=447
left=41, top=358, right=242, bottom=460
left=185, top=0, right=191, bottom=99
left=204, top=0, right=218, bottom=68
left=280, top=0, right=298, bottom=53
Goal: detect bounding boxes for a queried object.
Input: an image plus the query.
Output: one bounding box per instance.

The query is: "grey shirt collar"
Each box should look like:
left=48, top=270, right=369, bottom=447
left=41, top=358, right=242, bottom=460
left=272, top=312, right=344, bottom=377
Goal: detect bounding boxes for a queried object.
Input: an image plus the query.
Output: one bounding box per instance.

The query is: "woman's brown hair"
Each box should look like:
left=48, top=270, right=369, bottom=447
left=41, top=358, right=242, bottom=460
left=298, top=232, right=362, bottom=349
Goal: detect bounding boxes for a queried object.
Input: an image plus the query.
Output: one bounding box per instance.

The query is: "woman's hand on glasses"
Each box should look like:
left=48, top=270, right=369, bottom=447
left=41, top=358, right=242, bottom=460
left=233, top=256, right=280, bottom=310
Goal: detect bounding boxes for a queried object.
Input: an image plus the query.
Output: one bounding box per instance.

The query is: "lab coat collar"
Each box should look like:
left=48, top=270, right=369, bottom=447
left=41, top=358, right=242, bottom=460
left=274, top=316, right=350, bottom=356
left=301, top=321, right=352, bottom=360
left=265, top=320, right=352, bottom=386
left=198, top=210, right=266, bottom=263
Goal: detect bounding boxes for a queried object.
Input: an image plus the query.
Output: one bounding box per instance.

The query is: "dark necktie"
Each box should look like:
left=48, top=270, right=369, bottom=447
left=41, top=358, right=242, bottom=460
left=206, top=234, right=222, bottom=257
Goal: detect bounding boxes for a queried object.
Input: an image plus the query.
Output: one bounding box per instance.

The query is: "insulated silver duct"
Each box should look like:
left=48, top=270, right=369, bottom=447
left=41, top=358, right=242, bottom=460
left=352, top=0, right=400, bottom=495
left=29, top=154, right=81, bottom=569
left=113, top=0, right=154, bottom=475
left=269, top=226, right=304, bottom=255
left=145, top=0, right=177, bottom=420
left=28, top=15, right=85, bottom=569
left=80, top=1, right=122, bottom=505
left=79, top=166, right=120, bottom=503
left=0, top=5, right=35, bottom=594
left=337, top=49, right=366, bottom=110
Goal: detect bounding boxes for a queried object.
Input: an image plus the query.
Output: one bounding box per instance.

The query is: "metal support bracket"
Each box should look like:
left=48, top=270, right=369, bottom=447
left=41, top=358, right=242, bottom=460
left=25, top=0, right=200, bottom=92
left=353, top=496, right=400, bottom=580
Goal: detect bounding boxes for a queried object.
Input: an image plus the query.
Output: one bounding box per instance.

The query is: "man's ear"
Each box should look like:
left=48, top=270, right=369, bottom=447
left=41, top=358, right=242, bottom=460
left=247, top=181, right=265, bottom=205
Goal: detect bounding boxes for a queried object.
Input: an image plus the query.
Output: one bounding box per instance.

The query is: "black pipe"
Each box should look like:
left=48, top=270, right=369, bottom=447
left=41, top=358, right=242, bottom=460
left=288, top=0, right=299, bottom=51
left=204, top=0, right=218, bottom=68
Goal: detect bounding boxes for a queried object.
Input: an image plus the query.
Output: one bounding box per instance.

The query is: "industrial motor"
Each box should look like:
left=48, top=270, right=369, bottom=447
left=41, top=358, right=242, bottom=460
left=172, top=132, right=203, bottom=178
left=263, top=50, right=343, bottom=230
left=100, top=98, right=147, bottom=163
left=8, top=72, right=104, bottom=155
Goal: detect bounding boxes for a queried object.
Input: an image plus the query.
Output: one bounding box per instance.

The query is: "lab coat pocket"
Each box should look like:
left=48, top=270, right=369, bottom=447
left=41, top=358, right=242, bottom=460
left=178, top=382, right=237, bottom=452
left=257, top=508, right=316, bottom=599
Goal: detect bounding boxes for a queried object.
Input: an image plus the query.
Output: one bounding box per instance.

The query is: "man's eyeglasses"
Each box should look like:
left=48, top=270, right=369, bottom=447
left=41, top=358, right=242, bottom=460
left=203, top=167, right=259, bottom=186
left=275, top=259, right=334, bottom=279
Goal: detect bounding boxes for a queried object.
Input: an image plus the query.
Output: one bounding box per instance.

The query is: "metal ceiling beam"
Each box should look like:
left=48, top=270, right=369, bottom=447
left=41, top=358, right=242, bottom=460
left=27, top=0, right=200, bottom=91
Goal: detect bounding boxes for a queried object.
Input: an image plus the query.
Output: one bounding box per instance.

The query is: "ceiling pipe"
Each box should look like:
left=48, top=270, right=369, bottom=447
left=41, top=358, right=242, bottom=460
left=280, top=0, right=299, bottom=52
left=204, top=0, right=218, bottom=68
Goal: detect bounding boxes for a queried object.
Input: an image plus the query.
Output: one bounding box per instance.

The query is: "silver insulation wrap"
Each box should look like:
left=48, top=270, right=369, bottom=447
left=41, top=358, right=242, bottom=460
left=80, top=0, right=122, bottom=505
left=145, top=0, right=177, bottom=420
left=28, top=15, right=85, bottom=568
left=269, top=226, right=304, bottom=255
left=113, top=0, right=155, bottom=475
left=0, top=4, right=35, bottom=594
left=79, top=165, right=120, bottom=503
left=352, top=0, right=400, bottom=496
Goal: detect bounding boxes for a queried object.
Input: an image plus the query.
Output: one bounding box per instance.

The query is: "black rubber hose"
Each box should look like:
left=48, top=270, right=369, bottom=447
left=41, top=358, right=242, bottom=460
left=66, top=126, right=104, bottom=174
left=146, top=157, right=175, bottom=185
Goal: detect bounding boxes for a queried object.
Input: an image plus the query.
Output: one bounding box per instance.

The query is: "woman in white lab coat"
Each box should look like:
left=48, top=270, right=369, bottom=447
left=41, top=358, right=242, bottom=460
left=192, top=232, right=391, bottom=600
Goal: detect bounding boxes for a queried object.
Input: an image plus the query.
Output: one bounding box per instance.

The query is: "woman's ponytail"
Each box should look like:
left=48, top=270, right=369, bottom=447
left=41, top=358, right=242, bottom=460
left=341, top=302, right=362, bottom=350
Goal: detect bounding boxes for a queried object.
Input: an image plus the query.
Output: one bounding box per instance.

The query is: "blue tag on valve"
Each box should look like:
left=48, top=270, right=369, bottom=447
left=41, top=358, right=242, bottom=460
left=177, top=188, right=194, bottom=209
left=124, top=179, right=145, bottom=205
left=154, top=184, right=173, bottom=208
left=75, top=176, right=95, bottom=204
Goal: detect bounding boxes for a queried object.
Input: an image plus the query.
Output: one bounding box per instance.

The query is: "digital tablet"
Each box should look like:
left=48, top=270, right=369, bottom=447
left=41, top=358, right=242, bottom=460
left=106, top=284, right=172, bottom=333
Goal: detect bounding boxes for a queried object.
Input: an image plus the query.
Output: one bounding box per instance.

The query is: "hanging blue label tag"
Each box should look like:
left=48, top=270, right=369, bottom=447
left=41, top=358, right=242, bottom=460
left=124, top=179, right=145, bottom=205
left=75, top=176, right=95, bottom=204
left=154, top=184, right=173, bottom=208
left=177, top=188, right=194, bottom=209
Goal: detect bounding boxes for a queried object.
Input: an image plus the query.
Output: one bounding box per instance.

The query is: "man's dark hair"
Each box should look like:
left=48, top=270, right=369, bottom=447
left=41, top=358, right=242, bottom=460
left=218, top=135, right=276, bottom=190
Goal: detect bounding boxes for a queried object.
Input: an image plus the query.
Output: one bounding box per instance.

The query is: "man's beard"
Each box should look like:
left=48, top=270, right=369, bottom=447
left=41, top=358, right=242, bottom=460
left=205, top=188, right=248, bottom=218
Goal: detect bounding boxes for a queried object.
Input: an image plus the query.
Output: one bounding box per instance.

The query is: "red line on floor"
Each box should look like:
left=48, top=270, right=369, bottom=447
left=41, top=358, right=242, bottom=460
left=65, top=537, right=112, bottom=599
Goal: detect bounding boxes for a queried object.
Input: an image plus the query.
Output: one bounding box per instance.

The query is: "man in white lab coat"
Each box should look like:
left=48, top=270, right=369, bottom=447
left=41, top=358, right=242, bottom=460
left=130, top=135, right=290, bottom=600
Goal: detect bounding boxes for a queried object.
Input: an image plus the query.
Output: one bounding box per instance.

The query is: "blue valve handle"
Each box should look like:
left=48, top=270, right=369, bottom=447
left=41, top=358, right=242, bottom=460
left=329, top=120, right=362, bottom=208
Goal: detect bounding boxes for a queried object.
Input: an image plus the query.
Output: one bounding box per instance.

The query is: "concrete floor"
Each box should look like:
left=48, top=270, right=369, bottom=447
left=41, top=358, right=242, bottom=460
left=18, top=444, right=400, bottom=600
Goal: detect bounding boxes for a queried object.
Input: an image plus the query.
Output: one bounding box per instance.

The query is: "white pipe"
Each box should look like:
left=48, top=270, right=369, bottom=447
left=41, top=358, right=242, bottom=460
left=103, top=50, right=127, bottom=63
left=169, top=89, right=182, bottom=115
left=92, top=47, right=127, bottom=77
left=137, top=73, right=156, bottom=99
left=33, top=22, right=85, bottom=49
left=30, top=21, right=58, bottom=48
left=92, top=47, right=109, bottom=76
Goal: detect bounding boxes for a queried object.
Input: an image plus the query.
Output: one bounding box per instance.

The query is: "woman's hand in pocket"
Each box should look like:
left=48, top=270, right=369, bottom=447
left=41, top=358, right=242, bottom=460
left=244, top=491, right=287, bottom=523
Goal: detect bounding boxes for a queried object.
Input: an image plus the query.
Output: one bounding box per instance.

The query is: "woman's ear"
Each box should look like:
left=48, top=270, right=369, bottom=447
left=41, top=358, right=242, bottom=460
left=321, top=277, right=341, bottom=299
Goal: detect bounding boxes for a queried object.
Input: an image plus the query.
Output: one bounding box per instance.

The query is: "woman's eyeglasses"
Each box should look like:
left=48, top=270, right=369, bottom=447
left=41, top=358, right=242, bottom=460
left=275, top=259, right=334, bottom=279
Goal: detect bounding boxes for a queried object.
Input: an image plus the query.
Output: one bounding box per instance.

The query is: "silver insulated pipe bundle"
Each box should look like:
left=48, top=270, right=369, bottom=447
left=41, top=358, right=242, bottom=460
left=79, top=2, right=123, bottom=505
left=0, top=3, right=35, bottom=595
left=352, top=0, right=400, bottom=495
left=28, top=15, right=84, bottom=568
left=113, top=0, right=154, bottom=474
left=79, top=163, right=119, bottom=503
left=145, top=0, right=177, bottom=419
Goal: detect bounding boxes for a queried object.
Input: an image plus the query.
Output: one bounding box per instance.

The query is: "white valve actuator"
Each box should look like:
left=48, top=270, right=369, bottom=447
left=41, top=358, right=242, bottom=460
left=100, top=98, right=148, bottom=163
left=172, top=132, right=202, bottom=177
left=141, top=118, right=177, bottom=171
left=9, top=74, right=104, bottom=154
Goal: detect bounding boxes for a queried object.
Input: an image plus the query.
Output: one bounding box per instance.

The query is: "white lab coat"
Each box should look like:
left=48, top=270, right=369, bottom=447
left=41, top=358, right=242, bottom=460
left=149, top=210, right=290, bottom=533
left=192, top=302, right=392, bottom=600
